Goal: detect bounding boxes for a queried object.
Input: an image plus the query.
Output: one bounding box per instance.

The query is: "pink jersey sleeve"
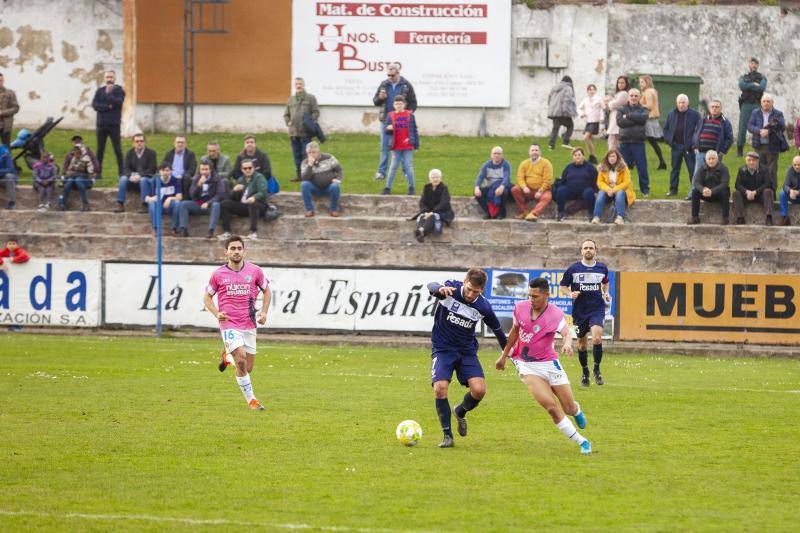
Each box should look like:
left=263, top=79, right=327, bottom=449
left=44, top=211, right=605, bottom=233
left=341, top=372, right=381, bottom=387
left=207, top=269, right=220, bottom=295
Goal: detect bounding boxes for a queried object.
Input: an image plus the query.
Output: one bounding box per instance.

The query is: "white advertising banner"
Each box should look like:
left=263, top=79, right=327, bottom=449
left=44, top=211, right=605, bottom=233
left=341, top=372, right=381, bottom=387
left=0, top=259, right=101, bottom=327
left=292, top=0, right=511, bottom=107
left=103, top=263, right=462, bottom=332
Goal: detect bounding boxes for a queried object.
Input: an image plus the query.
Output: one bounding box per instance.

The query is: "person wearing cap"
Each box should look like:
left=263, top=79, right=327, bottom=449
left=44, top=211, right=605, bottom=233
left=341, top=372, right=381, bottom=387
left=747, top=93, right=786, bottom=194
left=59, top=135, right=100, bottom=212
left=92, top=70, right=125, bottom=177
left=732, top=151, right=774, bottom=225
left=779, top=156, right=800, bottom=226
left=737, top=58, right=766, bottom=157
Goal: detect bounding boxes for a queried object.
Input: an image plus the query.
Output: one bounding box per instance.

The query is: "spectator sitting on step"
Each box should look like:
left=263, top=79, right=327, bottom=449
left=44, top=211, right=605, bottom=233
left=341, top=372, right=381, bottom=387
left=592, top=148, right=635, bottom=225
left=732, top=152, right=774, bottom=226
left=114, top=133, right=157, bottom=213
left=413, top=168, right=454, bottom=243
left=474, top=146, right=511, bottom=220
left=0, top=236, right=30, bottom=274
left=0, top=142, right=18, bottom=209
left=511, top=143, right=553, bottom=221
left=300, top=141, right=342, bottom=218
left=176, top=162, right=227, bottom=239
left=218, top=158, right=269, bottom=242
left=232, top=135, right=272, bottom=183
left=555, top=147, right=597, bottom=222
left=59, top=137, right=99, bottom=212
left=146, top=163, right=183, bottom=235
left=33, top=151, right=57, bottom=211
left=200, top=140, right=233, bottom=187
left=779, top=155, right=800, bottom=226
left=161, top=135, right=197, bottom=199
left=688, top=150, right=730, bottom=225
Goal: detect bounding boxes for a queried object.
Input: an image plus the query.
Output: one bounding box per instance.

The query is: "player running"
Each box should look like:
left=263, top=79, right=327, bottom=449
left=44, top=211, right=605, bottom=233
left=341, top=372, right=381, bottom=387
left=427, top=268, right=507, bottom=448
left=495, top=277, right=591, bottom=454
left=560, top=239, right=611, bottom=387
left=203, top=235, right=271, bottom=410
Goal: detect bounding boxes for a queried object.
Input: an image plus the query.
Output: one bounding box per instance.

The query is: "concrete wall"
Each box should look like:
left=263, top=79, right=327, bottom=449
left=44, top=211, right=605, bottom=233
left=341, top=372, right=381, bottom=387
left=3, top=2, right=798, bottom=138
left=0, top=0, right=123, bottom=129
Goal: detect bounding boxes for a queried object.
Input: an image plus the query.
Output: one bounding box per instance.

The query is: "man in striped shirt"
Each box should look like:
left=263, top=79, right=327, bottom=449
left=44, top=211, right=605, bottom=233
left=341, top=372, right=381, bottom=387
left=692, top=100, right=734, bottom=178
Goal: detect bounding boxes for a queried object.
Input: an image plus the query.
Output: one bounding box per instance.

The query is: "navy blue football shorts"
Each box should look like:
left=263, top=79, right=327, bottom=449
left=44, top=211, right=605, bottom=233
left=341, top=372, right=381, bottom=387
left=430, top=348, right=485, bottom=386
left=574, top=310, right=606, bottom=339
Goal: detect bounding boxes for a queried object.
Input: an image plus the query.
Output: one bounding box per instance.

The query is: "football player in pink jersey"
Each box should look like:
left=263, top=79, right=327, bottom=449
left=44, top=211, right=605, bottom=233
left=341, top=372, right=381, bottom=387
left=203, top=235, right=271, bottom=410
left=495, top=277, right=592, bottom=454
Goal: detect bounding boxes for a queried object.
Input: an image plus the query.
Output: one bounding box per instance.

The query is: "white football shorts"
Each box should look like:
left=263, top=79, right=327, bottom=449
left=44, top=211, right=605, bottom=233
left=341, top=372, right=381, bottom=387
left=220, top=328, right=257, bottom=355
left=512, top=359, right=570, bottom=386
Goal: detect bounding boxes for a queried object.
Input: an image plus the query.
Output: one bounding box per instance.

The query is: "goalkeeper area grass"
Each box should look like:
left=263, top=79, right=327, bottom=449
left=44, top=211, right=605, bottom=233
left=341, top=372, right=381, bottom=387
left=1, top=334, right=797, bottom=531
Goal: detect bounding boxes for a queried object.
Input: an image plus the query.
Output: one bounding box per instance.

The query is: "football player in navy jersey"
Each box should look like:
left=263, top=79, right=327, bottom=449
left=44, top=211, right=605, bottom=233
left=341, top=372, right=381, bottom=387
left=560, top=239, right=611, bottom=386
left=427, top=268, right=507, bottom=448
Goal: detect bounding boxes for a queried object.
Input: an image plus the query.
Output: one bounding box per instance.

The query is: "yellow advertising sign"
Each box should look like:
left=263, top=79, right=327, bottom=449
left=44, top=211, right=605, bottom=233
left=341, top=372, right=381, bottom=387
left=619, top=272, right=800, bottom=345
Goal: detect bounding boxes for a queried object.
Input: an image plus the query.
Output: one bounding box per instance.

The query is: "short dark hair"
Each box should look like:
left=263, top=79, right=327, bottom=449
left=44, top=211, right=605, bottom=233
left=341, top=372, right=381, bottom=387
left=224, top=235, right=245, bottom=250
left=581, top=238, right=598, bottom=252
left=587, top=83, right=597, bottom=91
left=572, top=147, right=585, bottom=156
left=465, top=268, right=487, bottom=288
left=6, top=236, right=18, bottom=244
left=529, top=277, right=550, bottom=292
left=132, top=133, right=145, bottom=141
left=244, top=134, right=256, bottom=142
left=71, top=135, right=83, bottom=142
left=159, top=162, right=171, bottom=171
left=393, top=95, right=406, bottom=103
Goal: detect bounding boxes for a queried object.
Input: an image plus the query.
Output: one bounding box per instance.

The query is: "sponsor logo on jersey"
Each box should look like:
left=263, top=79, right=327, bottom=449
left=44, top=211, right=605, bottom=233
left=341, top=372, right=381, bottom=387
left=580, top=283, right=601, bottom=291
left=446, top=311, right=474, bottom=328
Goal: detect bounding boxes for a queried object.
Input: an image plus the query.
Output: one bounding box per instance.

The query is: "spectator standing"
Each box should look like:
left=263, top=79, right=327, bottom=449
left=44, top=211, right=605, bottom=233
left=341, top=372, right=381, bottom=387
left=474, top=146, right=511, bottom=220
left=232, top=135, right=272, bottom=183
left=91, top=70, right=125, bottom=177
left=146, top=163, right=182, bottom=234
left=33, top=152, right=57, bottom=210
left=218, top=159, right=270, bottom=241
left=732, top=152, right=774, bottom=226
left=0, top=72, right=19, bottom=148
left=0, top=236, right=30, bottom=274
left=617, top=88, right=651, bottom=196
left=284, top=77, right=320, bottom=180
left=555, top=147, right=597, bottom=222
left=688, top=150, right=730, bottom=225
left=592, top=149, right=635, bottom=225
left=414, top=169, right=454, bottom=243
left=747, top=93, right=787, bottom=193
left=300, top=141, right=343, bottom=218
left=662, top=94, right=701, bottom=196
left=547, top=76, right=578, bottom=150
left=177, top=162, right=227, bottom=238
left=605, top=76, right=630, bottom=152
left=114, top=133, right=157, bottom=213
left=0, top=143, right=17, bottom=209
left=382, top=96, right=419, bottom=196
left=779, top=156, right=800, bottom=226
left=577, top=84, right=603, bottom=164
left=59, top=136, right=99, bottom=212
left=373, top=63, right=417, bottom=181
left=161, top=135, right=197, bottom=198
left=691, top=100, right=734, bottom=199
left=201, top=141, right=234, bottom=185
left=512, top=144, right=553, bottom=221
left=638, top=75, right=667, bottom=170
left=737, top=58, right=766, bottom=157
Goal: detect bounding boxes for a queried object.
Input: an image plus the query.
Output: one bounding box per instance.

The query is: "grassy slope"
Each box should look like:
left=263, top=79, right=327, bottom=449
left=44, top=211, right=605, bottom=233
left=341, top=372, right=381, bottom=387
left=1, top=334, right=798, bottom=531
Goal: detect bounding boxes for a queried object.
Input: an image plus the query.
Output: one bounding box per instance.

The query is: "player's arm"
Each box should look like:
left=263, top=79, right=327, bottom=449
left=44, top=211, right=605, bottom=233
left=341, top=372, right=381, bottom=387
left=496, top=322, right=519, bottom=371
left=602, top=281, right=611, bottom=301
left=427, top=281, right=455, bottom=299
left=203, top=291, right=227, bottom=321
left=257, top=285, right=271, bottom=324
left=484, top=310, right=508, bottom=350
left=559, top=271, right=578, bottom=299
left=559, top=320, right=574, bottom=357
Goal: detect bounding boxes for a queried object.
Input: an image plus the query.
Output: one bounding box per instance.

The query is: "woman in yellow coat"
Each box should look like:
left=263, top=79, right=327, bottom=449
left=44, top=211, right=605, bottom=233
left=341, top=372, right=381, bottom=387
left=592, top=148, right=636, bottom=225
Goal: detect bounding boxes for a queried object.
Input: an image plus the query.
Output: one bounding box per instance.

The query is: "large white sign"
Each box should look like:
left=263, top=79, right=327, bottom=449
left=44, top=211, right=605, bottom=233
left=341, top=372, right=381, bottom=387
left=0, top=259, right=101, bottom=327
left=292, top=0, right=511, bottom=107
left=104, top=263, right=462, bottom=332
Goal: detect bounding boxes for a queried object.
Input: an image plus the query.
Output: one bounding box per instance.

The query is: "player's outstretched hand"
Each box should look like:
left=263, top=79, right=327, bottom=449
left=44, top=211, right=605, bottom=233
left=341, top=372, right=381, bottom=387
left=216, top=311, right=228, bottom=322
left=257, top=311, right=267, bottom=325
left=495, top=354, right=507, bottom=371
left=438, top=286, right=456, bottom=298
left=561, top=344, right=574, bottom=357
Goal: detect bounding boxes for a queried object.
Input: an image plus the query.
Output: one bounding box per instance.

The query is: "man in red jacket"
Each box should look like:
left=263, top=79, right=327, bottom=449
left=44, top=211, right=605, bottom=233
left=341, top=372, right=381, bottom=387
left=0, top=236, right=30, bottom=274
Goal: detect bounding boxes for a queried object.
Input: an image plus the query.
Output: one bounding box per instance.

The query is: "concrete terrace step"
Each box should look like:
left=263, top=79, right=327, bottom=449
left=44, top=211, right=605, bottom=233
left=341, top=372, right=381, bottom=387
left=18, top=233, right=799, bottom=274
left=2, top=209, right=798, bottom=251
left=5, top=186, right=798, bottom=226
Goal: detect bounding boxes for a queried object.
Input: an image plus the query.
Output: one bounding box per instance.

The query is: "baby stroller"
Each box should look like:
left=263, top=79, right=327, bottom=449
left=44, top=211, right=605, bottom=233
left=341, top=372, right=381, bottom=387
left=10, top=116, right=63, bottom=174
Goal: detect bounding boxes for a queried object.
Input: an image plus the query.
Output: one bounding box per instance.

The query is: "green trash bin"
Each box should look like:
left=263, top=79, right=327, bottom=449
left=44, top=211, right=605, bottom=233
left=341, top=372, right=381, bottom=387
left=630, top=74, right=704, bottom=126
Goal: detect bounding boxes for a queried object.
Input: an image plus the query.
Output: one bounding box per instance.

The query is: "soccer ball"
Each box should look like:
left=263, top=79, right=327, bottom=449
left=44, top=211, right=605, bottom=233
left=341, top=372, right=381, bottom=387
left=396, top=420, right=423, bottom=447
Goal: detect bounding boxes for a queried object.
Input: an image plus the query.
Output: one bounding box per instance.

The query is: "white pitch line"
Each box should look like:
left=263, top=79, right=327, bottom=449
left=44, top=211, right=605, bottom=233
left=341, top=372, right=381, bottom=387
left=0, top=510, right=405, bottom=532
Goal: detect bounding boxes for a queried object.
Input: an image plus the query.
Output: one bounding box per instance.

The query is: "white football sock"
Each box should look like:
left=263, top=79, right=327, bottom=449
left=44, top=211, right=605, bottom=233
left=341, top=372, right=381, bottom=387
left=573, top=401, right=582, bottom=417
left=556, top=416, right=586, bottom=444
left=225, top=353, right=235, bottom=365
left=236, top=373, right=255, bottom=403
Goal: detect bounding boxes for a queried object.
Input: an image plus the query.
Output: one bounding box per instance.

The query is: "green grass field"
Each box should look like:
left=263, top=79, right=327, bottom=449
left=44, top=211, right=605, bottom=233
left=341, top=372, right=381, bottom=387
left=15, top=128, right=798, bottom=200
left=1, top=334, right=798, bottom=531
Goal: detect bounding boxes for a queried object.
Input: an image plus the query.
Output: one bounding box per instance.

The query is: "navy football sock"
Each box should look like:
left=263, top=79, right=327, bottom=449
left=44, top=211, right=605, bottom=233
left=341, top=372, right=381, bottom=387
left=435, top=398, right=453, bottom=437
left=456, top=391, right=481, bottom=418
left=593, top=344, right=603, bottom=372
left=578, top=350, right=589, bottom=373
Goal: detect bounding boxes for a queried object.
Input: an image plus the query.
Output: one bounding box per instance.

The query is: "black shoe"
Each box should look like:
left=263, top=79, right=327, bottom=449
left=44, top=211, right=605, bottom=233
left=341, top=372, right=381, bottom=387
left=556, top=213, right=565, bottom=222
left=81, top=203, right=90, bottom=212
left=722, top=216, right=729, bottom=226
left=588, top=155, right=598, bottom=164
left=766, top=215, right=773, bottom=226
left=453, top=407, right=467, bottom=437
left=113, top=203, right=125, bottom=213
left=206, top=229, right=215, bottom=239
left=6, top=202, right=14, bottom=210
left=290, top=175, right=301, bottom=182
left=594, top=372, right=604, bottom=386
left=438, top=435, right=455, bottom=448
left=415, top=228, right=425, bottom=243
left=666, top=190, right=677, bottom=197
left=180, top=227, right=189, bottom=237
left=684, top=194, right=692, bottom=201
left=580, top=373, right=590, bottom=388
left=737, top=146, right=743, bottom=158
left=139, top=204, right=148, bottom=214
left=735, top=217, right=745, bottom=225
left=657, top=162, right=667, bottom=170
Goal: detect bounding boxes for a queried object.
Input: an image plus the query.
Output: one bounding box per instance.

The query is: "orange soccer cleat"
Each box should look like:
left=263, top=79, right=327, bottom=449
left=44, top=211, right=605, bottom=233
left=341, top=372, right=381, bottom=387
left=249, top=398, right=266, bottom=411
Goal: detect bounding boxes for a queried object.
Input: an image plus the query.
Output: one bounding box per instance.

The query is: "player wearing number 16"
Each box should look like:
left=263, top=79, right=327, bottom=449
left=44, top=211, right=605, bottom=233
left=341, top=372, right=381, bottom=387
left=203, top=235, right=272, bottom=410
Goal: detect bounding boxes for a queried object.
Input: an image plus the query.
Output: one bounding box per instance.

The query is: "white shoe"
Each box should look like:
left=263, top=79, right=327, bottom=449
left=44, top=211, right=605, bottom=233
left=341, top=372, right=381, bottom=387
left=614, top=216, right=624, bottom=225
left=247, top=232, right=258, bottom=240
left=217, top=231, right=232, bottom=241
left=591, top=216, right=600, bottom=224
